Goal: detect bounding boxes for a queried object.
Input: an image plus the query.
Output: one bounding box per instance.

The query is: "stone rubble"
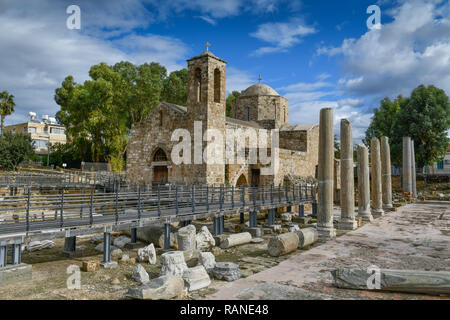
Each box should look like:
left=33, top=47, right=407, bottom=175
left=195, top=226, right=215, bottom=251
left=94, top=243, right=118, bottom=253
left=177, top=224, right=197, bottom=251
left=212, top=262, right=242, bottom=281
left=198, top=252, right=216, bottom=274
left=113, top=235, right=131, bottom=248
left=137, top=243, right=157, bottom=264
left=26, top=240, right=55, bottom=251
left=160, top=251, right=188, bottom=277
left=133, top=264, right=150, bottom=284
left=126, top=275, right=185, bottom=300
left=182, top=266, right=211, bottom=291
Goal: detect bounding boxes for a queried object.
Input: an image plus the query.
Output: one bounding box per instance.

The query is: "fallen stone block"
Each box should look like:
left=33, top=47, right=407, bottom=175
left=199, top=252, right=216, bottom=274
left=332, top=268, right=450, bottom=295
left=126, top=275, right=185, bottom=300
left=212, top=262, right=242, bottom=281
left=94, top=243, right=118, bottom=253
left=177, top=224, right=197, bottom=251
left=244, top=227, right=263, bottom=237
left=296, top=227, right=318, bottom=248
left=280, top=213, right=292, bottom=222
left=137, top=243, right=157, bottom=264
left=113, top=235, right=131, bottom=248
left=90, top=234, right=103, bottom=244
left=135, top=224, right=177, bottom=248
left=196, top=226, right=215, bottom=251
left=160, top=251, right=188, bottom=277
left=219, top=232, right=252, bottom=249
left=81, top=260, right=100, bottom=272
left=182, top=266, right=211, bottom=291
left=133, top=264, right=150, bottom=284
left=26, top=240, right=54, bottom=252
left=268, top=232, right=299, bottom=257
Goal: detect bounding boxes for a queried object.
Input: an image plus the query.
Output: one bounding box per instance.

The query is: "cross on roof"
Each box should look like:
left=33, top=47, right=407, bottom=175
left=205, top=42, right=210, bottom=52
left=258, top=74, right=262, bottom=84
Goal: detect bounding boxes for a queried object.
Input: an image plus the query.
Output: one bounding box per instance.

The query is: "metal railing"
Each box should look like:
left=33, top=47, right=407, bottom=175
left=0, top=183, right=316, bottom=237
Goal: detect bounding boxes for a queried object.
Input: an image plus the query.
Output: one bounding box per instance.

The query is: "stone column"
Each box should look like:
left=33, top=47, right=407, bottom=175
left=338, top=119, right=357, bottom=230
left=357, top=144, right=373, bottom=222
left=402, top=137, right=412, bottom=194
left=317, top=108, right=336, bottom=240
left=380, top=136, right=393, bottom=210
left=411, top=139, right=417, bottom=198
left=370, top=138, right=384, bottom=217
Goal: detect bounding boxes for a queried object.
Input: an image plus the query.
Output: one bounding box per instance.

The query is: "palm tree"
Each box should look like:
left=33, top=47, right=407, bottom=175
left=0, top=90, right=16, bottom=135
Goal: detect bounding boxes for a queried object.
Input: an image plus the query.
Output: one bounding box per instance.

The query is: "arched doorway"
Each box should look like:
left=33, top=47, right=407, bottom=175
left=236, top=174, right=248, bottom=187
left=153, top=148, right=168, bottom=184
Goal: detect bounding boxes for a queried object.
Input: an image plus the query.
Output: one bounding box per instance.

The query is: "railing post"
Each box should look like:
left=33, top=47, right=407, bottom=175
left=137, top=184, right=142, bottom=220
left=278, top=184, right=281, bottom=203
left=60, top=187, right=64, bottom=228
left=164, top=223, right=171, bottom=251
left=270, top=184, right=274, bottom=204
left=115, top=183, right=119, bottom=223
left=26, top=187, right=31, bottom=232
left=157, top=184, right=161, bottom=217
left=0, top=245, right=7, bottom=268
left=231, top=185, right=235, bottom=209
left=80, top=187, right=84, bottom=219
left=191, top=184, right=195, bottom=213
left=206, top=185, right=209, bottom=212
left=175, top=186, right=179, bottom=216
left=89, top=191, right=94, bottom=225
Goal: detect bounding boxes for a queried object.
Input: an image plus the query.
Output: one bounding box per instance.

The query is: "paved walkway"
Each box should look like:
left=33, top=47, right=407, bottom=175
left=207, top=201, right=450, bottom=300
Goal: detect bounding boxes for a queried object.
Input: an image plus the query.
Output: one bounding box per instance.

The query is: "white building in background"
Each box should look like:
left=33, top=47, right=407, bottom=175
left=3, top=112, right=67, bottom=161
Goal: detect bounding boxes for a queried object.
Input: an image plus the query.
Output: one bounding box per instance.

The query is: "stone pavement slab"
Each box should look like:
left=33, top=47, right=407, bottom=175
left=206, top=201, right=450, bottom=300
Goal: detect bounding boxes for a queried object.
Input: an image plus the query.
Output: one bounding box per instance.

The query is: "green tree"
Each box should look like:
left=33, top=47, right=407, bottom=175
left=334, top=135, right=340, bottom=159
left=0, top=90, right=16, bottom=135
left=0, top=131, right=34, bottom=170
left=364, top=85, right=450, bottom=167
left=226, top=91, right=241, bottom=117
left=162, top=69, right=188, bottom=106
left=393, top=85, right=450, bottom=167
left=55, top=61, right=187, bottom=171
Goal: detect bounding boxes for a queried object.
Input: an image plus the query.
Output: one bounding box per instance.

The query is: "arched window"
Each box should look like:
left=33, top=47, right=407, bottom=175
left=153, top=148, right=168, bottom=162
left=214, top=68, right=221, bottom=103
left=195, top=68, right=202, bottom=102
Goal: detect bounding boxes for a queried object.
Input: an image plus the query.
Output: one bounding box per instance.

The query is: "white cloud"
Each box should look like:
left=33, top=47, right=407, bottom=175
left=317, top=0, right=450, bottom=100
left=0, top=1, right=189, bottom=125
left=196, top=16, right=217, bottom=26
left=147, top=0, right=292, bottom=20
left=226, top=67, right=256, bottom=93
left=250, top=18, right=317, bottom=56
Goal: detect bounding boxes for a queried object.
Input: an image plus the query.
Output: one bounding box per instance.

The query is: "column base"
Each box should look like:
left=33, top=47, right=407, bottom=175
left=371, top=208, right=385, bottom=218
left=338, top=219, right=358, bottom=231
left=357, top=213, right=373, bottom=222
left=317, top=225, right=336, bottom=241
left=0, top=263, right=32, bottom=284
left=382, top=204, right=393, bottom=211
left=100, top=261, right=118, bottom=269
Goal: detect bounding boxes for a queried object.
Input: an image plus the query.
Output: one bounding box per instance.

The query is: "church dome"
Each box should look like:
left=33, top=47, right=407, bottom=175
left=241, top=84, right=280, bottom=97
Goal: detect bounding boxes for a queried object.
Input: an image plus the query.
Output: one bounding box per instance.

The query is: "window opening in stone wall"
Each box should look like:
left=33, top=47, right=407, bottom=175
left=214, top=68, right=221, bottom=103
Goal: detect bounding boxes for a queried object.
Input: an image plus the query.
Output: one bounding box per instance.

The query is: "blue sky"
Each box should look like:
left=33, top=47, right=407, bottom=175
left=0, top=0, right=449, bottom=141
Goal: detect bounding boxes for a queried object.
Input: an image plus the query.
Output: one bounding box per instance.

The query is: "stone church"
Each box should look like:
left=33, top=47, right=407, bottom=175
left=127, top=48, right=319, bottom=186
